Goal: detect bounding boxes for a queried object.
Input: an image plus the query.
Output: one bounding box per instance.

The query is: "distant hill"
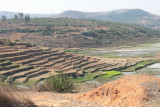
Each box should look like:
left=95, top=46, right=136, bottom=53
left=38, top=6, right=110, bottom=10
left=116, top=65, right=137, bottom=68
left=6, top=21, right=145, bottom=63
left=1, top=9, right=160, bottom=29
left=54, top=9, right=157, bottom=22
left=53, top=9, right=160, bottom=30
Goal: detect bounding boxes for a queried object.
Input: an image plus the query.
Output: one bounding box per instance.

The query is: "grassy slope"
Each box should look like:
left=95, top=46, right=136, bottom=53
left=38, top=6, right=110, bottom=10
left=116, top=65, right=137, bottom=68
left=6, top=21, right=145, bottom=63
left=0, top=18, right=160, bottom=48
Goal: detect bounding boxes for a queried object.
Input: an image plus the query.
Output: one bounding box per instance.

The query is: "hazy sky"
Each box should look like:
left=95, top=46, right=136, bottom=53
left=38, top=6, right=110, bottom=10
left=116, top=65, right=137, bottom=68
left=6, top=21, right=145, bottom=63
left=1, top=0, right=160, bottom=15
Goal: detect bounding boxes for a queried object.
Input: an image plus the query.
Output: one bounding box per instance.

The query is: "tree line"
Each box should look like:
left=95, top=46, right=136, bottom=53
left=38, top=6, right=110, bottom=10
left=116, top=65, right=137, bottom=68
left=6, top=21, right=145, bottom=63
left=1, top=12, right=30, bottom=22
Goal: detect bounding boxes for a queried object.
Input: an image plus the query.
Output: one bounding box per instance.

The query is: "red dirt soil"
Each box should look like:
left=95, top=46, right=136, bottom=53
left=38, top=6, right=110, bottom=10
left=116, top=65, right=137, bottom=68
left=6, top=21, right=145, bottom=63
left=78, top=74, right=160, bottom=107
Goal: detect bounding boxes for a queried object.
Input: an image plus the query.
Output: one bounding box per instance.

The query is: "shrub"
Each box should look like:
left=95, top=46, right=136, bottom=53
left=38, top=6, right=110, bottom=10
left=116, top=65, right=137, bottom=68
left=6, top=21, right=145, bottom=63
left=7, top=76, right=15, bottom=84
left=46, top=72, right=74, bottom=93
left=0, top=75, right=7, bottom=82
left=6, top=39, right=14, bottom=46
left=82, top=31, right=98, bottom=38
left=25, top=43, right=33, bottom=47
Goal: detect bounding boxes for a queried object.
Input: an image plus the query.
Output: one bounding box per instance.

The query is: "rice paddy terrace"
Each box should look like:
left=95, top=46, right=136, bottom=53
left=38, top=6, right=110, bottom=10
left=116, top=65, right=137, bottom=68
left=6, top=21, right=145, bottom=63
left=0, top=44, right=147, bottom=83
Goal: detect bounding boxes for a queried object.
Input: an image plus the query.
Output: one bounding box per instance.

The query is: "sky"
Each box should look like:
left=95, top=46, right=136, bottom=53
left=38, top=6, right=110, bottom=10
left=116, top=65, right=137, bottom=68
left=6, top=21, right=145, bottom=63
left=1, top=0, right=160, bottom=15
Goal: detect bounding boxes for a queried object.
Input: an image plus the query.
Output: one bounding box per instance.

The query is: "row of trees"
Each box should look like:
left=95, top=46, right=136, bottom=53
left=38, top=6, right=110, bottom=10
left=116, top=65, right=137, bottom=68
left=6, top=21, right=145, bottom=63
left=14, top=13, right=24, bottom=19
left=1, top=12, right=31, bottom=22
left=14, top=13, right=31, bottom=22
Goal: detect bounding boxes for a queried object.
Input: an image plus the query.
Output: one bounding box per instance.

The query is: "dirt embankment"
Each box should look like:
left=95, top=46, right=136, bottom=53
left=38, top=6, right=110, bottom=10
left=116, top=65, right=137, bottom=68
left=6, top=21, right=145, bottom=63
left=9, top=74, right=160, bottom=107
left=78, top=74, right=160, bottom=107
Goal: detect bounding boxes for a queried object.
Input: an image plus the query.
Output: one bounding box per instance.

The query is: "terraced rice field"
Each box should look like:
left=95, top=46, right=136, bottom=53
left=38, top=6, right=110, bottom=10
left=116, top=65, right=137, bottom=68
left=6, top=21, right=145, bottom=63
left=0, top=44, right=144, bottom=83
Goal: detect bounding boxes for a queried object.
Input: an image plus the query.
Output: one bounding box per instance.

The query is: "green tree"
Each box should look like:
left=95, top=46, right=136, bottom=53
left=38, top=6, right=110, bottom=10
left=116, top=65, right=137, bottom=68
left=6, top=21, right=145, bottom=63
left=2, top=16, right=6, bottom=22
left=24, top=15, right=31, bottom=22
left=18, top=12, right=24, bottom=19
left=14, top=15, right=18, bottom=19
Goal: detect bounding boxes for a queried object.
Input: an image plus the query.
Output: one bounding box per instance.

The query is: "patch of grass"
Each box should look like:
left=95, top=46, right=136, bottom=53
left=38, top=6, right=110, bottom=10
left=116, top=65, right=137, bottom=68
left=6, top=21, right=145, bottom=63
left=13, top=80, right=37, bottom=90
left=71, top=73, right=95, bottom=83
left=25, top=80, right=38, bottom=86
left=102, top=71, right=122, bottom=78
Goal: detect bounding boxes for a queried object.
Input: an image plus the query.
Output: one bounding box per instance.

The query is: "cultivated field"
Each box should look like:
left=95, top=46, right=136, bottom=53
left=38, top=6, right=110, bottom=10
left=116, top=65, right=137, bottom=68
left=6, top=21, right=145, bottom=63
left=0, top=43, right=148, bottom=84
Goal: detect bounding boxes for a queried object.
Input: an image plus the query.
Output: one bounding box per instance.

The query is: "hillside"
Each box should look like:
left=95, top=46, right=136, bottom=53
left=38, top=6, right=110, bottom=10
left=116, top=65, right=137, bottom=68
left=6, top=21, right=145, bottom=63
left=0, top=18, right=160, bottom=48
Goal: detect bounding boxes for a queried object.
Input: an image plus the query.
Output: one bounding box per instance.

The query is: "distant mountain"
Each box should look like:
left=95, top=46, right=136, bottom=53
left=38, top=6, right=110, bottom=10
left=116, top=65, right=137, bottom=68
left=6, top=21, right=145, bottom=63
left=1, top=9, right=160, bottom=29
left=53, top=9, right=160, bottom=30
left=0, top=11, right=52, bottom=19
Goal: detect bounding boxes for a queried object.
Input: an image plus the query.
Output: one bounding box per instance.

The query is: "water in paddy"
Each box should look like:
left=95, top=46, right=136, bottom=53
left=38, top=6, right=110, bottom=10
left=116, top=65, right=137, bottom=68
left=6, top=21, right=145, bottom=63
left=137, top=63, right=160, bottom=77
left=82, top=42, right=160, bottom=57
left=122, top=72, right=137, bottom=75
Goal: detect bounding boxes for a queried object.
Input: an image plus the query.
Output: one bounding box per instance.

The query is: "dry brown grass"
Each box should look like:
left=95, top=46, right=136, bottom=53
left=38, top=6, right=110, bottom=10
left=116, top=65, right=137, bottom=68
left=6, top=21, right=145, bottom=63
left=0, top=85, right=37, bottom=107
left=35, top=83, right=52, bottom=92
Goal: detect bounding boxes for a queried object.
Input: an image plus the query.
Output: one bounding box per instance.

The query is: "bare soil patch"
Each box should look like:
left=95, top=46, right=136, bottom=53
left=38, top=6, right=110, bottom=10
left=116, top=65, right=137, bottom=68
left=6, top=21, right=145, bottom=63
left=78, top=74, right=160, bottom=107
left=13, top=91, right=104, bottom=107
